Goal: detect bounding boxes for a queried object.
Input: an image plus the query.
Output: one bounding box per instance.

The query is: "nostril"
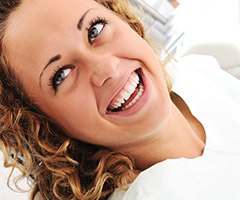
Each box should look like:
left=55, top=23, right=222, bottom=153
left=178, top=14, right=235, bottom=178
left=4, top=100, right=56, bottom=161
left=91, top=72, right=112, bottom=87
left=90, top=56, right=119, bottom=87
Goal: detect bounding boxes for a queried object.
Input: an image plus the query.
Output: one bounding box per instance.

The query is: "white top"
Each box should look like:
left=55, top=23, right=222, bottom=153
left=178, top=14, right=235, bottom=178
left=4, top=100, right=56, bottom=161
left=109, top=54, right=240, bottom=200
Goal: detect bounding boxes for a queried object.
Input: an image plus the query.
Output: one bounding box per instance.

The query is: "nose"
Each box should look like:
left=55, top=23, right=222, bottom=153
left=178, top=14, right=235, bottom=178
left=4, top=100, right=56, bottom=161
left=89, top=54, right=120, bottom=87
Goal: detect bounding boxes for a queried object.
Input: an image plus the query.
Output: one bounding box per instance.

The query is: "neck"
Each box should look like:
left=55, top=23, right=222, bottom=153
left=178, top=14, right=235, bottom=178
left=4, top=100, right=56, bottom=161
left=121, top=102, right=206, bottom=171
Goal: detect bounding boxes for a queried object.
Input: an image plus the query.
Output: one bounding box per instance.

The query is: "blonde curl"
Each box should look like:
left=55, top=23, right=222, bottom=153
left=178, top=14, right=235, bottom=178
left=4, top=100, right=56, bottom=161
left=0, top=0, right=146, bottom=199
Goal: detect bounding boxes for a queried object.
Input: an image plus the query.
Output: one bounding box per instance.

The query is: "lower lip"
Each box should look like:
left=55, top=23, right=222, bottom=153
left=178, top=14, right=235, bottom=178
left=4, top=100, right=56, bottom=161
left=106, top=69, right=151, bottom=116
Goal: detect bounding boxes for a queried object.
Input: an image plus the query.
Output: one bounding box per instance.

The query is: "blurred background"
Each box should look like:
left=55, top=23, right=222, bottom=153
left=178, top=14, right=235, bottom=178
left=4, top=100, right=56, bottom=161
left=130, top=0, right=240, bottom=78
left=1, top=0, right=240, bottom=199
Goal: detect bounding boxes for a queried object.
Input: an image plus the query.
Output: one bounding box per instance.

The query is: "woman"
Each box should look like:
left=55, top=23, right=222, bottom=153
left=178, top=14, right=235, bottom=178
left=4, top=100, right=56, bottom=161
left=0, top=0, right=240, bottom=199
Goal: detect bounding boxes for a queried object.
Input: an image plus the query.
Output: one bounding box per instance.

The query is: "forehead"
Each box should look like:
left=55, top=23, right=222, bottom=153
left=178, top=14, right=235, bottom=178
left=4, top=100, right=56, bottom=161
left=4, top=0, right=100, bottom=66
left=5, top=0, right=100, bottom=42
left=5, top=0, right=98, bottom=36
left=7, top=0, right=98, bottom=25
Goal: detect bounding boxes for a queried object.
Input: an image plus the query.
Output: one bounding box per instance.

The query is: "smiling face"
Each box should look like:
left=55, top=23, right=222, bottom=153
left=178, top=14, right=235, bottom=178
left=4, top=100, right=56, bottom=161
left=4, top=0, right=172, bottom=151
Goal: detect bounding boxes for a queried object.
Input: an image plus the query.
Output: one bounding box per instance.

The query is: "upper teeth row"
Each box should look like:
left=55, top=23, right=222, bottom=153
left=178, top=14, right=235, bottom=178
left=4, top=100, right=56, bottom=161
left=110, top=72, right=140, bottom=109
left=122, top=83, right=144, bottom=110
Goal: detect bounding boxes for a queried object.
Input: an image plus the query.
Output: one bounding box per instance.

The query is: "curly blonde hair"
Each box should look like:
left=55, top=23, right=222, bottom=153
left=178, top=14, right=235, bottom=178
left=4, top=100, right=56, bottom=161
left=0, top=0, right=148, bottom=199
left=0, top=0, right=171, bottom=199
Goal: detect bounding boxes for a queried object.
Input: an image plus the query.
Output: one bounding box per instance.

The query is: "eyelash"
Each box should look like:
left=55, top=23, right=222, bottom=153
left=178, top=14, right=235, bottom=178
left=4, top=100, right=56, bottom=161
left=49, top=16, right=108, bottom=92
left=87, top=16, right=108, bottom=44
left=48, top=64, right=74, bottom=91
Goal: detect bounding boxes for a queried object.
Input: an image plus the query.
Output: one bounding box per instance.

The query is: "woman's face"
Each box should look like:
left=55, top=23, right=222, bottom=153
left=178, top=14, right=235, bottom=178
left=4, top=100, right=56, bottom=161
left=5, top=0, right=172, bottom=150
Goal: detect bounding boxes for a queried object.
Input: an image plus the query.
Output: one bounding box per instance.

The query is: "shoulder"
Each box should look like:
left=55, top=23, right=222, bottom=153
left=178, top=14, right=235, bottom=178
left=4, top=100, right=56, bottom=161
left=122, top=159, right=192, bottom=200
left=171, top=55, right=240, bottom=153
left=122, top=153, right=240, bottom=200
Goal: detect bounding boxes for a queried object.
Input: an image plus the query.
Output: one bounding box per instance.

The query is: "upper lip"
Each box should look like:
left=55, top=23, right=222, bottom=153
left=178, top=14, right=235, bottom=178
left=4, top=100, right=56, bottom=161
left=104, top=66, right=141, bottom=113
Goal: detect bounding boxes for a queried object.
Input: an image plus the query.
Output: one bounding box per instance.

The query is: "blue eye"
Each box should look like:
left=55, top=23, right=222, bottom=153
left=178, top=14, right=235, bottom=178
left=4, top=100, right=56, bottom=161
left=88, top=17, right=108, bottom=43
left=49, top=65, right=73, bottom=91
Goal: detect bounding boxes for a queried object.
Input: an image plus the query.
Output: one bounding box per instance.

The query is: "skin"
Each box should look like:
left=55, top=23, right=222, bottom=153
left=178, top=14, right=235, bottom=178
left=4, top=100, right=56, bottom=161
left=4, top=0, right=205, bottom=170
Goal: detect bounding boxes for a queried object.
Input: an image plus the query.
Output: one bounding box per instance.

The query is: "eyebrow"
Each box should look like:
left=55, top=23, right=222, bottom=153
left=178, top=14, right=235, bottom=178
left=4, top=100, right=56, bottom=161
left=77, top=8, right=94, bottom=30
left=39, top=54, right=61, bottom=85
left=39, top=8, right=94, bottom=86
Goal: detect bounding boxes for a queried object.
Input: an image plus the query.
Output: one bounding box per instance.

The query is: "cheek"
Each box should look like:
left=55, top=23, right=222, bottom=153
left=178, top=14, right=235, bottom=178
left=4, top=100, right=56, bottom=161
left=114, top=26, right=160, bottom=71
left=36, top=88, right=97, bottom=130
left=57, top=94, right=95, bottom=122
left=52, top=93, right=109, bottom=143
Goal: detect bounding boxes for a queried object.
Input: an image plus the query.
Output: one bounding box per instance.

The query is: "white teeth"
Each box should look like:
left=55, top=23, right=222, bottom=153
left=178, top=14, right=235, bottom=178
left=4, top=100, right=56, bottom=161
left=131, top=80, right=138, bottom=88
left=133, top=74, right=140, bottom=84
left=126, top=85, right=136, bottom=94
left=113, top=102, right=121, bottom=108
left=108, top=72, right=145, bottom=111
left=122, top=91, right=131, bottom=100
left=122, top=84, right=144, bottom=110
left=117, top=98, right=125, bottom=104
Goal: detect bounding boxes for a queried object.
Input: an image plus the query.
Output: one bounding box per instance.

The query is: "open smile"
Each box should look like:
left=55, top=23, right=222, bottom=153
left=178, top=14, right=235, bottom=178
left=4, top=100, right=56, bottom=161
left=106, top=68, right=149, bottom=115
